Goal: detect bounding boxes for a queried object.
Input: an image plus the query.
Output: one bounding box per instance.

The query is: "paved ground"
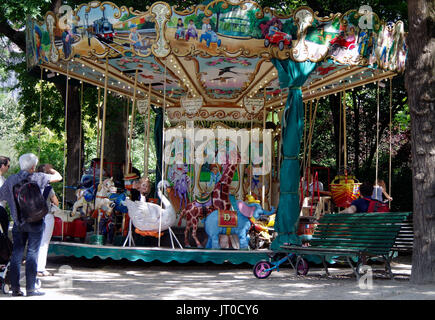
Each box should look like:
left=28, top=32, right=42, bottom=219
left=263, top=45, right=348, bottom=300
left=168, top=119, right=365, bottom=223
left=1, top=254, right=434, bottom=302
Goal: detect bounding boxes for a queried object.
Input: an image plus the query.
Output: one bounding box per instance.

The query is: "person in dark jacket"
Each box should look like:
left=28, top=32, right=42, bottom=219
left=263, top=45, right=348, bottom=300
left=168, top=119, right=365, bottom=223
left=341, top=181, right=374, bottom=213
left=0, top=153, right=61, bottom=297
left=0, top=156, right=10, bottom=235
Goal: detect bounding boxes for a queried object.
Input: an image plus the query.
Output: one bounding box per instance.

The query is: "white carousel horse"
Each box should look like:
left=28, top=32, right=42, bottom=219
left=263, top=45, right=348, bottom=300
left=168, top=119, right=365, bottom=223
left=123, top=180, right=176, bottom=233
left=71, top=177, right=117, bottom=217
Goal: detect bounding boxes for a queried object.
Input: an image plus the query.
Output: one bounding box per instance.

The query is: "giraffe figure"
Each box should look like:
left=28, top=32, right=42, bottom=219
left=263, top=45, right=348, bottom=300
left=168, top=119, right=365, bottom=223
left=178, top=152, right=240, bottom=247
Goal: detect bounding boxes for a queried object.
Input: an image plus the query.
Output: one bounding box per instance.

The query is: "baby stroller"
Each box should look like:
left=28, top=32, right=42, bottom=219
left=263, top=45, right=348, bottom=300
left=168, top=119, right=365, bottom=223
left=0, top=224, right=12, bottom=294
left=0, top=225, right=42, bottom=294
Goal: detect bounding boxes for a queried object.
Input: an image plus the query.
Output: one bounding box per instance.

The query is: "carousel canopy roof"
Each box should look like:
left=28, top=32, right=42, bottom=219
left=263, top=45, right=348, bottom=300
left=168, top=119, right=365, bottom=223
left=26, top=0, right=407, bottom=123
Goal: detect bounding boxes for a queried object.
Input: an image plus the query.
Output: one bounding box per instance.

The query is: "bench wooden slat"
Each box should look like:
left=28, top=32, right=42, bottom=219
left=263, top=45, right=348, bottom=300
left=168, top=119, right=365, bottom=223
left=319, top=212, right=410, bottom=218
left=312, top=240, right=397, bottom=247
left=316, top=224, right=400, bottom=232
left=314, top=228, right=401, bottom=234
left=313, top=235, right=401, bottom=241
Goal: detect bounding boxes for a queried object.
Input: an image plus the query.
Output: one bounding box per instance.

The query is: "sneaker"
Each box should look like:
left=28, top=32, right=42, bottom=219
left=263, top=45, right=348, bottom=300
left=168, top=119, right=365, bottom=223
left=12, top=290, right=24, bottom=297
left=26, top=290, right=45, bottom=297
left=37, top=271, right=53, bottom=277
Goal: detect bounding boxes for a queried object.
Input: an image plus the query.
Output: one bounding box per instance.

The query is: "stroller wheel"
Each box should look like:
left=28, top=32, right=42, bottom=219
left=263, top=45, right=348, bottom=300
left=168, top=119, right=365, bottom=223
left=1, top=282, right=10, bottom=294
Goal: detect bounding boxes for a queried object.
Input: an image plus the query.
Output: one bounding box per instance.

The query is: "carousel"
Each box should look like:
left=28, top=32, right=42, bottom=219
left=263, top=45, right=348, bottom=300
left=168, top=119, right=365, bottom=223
left=25, top=0, right=407, bottom=265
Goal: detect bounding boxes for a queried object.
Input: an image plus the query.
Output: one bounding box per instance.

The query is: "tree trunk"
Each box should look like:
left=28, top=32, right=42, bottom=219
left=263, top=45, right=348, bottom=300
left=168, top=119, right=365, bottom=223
left=406, top=0, right=435, bottom=284
left=55, top=81, right=82, bottom=204
left=102, top=95, right=128, bottom=183
left=66, top=84, right=82, bottom=203
left=329, top=95, right=342, bottom=173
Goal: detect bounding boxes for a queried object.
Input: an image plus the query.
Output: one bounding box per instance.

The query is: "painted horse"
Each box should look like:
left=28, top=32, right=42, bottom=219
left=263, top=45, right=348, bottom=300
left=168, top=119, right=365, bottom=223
left=71, top=177, right=117, bottom=217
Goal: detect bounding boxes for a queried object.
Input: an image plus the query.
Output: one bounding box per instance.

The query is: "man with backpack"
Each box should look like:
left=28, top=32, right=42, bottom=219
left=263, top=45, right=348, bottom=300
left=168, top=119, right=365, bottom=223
left=0, top=153, right=61, bottom=297
left=341, top=181, right=390, bottom=213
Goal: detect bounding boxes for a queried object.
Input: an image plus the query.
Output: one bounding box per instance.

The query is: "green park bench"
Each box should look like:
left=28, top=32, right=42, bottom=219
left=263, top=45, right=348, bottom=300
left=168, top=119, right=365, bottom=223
left=280, top=212, right=413, bottom=280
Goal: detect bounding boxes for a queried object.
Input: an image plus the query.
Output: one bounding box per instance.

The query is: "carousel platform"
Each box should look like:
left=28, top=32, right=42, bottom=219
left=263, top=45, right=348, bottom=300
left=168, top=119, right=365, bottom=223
left=47, top=241, right=272, bottom=265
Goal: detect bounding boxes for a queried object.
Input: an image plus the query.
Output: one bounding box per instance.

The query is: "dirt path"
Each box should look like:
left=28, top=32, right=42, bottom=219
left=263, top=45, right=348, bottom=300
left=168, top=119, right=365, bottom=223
left=2, top=254, right=434, bottom=301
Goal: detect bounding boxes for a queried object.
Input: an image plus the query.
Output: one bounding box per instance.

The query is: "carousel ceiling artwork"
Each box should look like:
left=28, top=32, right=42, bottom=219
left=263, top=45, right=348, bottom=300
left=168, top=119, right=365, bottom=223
left=26, top=0, right=408, bottom=123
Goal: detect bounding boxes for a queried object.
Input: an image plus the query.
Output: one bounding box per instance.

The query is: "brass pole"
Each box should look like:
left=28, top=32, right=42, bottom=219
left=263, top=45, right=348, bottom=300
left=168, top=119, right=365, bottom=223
left=126, top=69, right=139, bottom=174
left=144, top=83, right=152, bottom=178
left=97, top=57, right=110, bottom=237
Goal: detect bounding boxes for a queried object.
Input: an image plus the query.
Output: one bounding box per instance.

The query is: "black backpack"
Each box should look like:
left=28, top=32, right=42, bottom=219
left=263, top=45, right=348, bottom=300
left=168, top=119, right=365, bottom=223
left=13, top=179, right=48, bottom=224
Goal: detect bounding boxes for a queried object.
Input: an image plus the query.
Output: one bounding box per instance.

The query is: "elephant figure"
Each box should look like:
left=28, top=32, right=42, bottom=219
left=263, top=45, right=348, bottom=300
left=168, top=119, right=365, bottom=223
left=204, top=195, right=276, bottom=249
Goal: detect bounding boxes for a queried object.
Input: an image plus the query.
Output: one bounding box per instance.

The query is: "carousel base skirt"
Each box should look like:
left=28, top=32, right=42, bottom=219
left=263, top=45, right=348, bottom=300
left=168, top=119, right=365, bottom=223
left=47, top=241, right=272, bottom=265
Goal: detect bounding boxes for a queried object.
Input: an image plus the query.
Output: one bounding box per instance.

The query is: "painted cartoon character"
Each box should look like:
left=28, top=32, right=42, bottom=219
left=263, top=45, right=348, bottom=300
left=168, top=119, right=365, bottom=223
left=34, top=25, right=48, bottom=63
left=62, top=24, right=74, bottom=59
left=129, top=24, right=149, bottom=54
left=378, top=22, right=395, bottom=68
left=268, top=21, right=280, bottom=36
left=207, top=164, right=222, bottom=190
left=264, top=21, right=292, bottom=51
left=200, top=24, right=222, bottom=48
left=358, top=30, right=371, bottom=57
left=186, top=19, right=198, bottom=40
left=170, top=164, right=191, bottom=210
left=175, top=18, right=185, bottom=40
left=201, top=18, right=211, bottom=35
left=129, top=24, right=141, bottom=46
left=330, top=28, right=356, bottom=55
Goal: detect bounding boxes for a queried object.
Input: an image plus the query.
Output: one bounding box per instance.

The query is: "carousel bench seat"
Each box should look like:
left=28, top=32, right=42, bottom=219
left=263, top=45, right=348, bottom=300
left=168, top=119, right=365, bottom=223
left=280, top=212, right=412, bottom=280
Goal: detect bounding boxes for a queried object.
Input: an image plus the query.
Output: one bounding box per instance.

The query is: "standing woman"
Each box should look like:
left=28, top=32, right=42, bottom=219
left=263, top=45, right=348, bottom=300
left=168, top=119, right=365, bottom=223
left=36, top=164, right=59, bottom=277
left=0, top=156, right=10, bottom=234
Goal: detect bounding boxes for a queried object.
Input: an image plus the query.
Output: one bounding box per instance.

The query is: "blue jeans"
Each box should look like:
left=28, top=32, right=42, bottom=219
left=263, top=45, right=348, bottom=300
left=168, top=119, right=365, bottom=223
left=10, top=225, right=43, bottom=292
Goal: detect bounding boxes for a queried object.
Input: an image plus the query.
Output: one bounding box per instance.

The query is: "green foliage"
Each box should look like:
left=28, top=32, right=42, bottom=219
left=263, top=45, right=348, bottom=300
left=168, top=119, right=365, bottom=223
left=14, top=126, right=66, bottom=196
left=0, top=92, right=26, bottom=174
